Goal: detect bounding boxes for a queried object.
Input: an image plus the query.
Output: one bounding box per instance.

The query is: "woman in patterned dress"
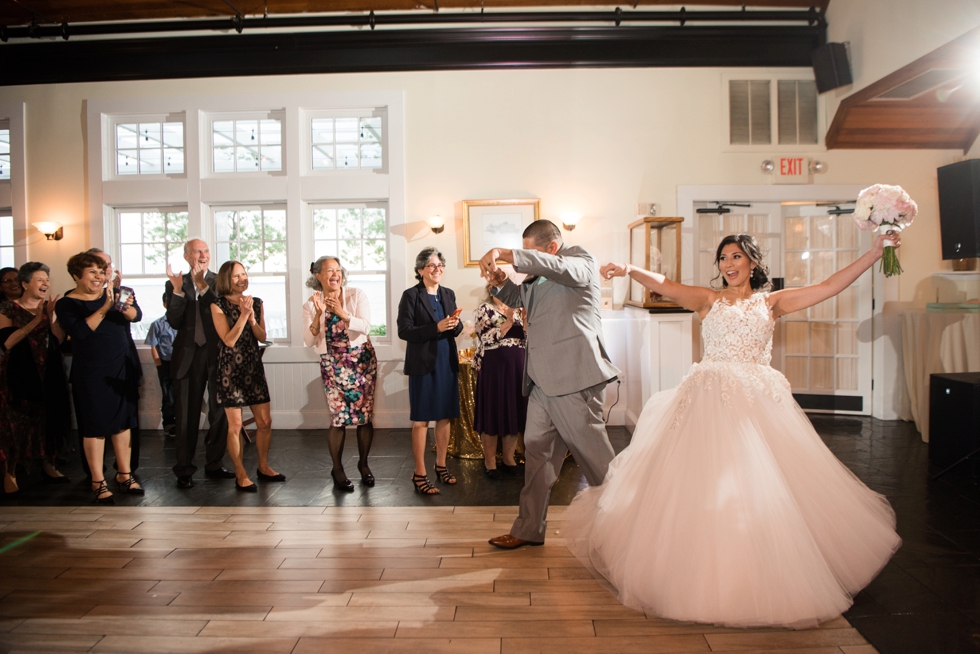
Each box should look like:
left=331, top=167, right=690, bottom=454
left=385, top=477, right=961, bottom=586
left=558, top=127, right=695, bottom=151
left=303, top=256, right=378, bottom=492
left=210, top=260, right=283, bottom=492
left=473, top=283, right=527, bottom=479
left=0, top=262, right=71, bottom=498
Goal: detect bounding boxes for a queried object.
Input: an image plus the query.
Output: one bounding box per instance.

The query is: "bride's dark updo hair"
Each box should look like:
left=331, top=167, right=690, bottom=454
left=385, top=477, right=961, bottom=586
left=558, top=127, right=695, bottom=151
left=712, top=234, right=771, bottom=292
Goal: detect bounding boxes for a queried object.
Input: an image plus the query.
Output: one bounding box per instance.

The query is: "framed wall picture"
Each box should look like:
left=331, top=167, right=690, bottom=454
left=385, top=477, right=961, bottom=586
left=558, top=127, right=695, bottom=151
left=462, top=199, right=540, bottom=267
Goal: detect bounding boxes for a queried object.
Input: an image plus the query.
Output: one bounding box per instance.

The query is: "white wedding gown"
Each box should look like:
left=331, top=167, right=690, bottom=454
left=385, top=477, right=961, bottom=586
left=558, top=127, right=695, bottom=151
left=564, top=292, right=901, bottom=628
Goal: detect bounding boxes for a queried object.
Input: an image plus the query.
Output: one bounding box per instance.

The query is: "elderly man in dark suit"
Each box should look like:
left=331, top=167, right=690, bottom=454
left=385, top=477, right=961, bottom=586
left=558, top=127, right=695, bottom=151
left=479, top=220, right=620, bottom=549
left=165, top=239, right=232, bottom=489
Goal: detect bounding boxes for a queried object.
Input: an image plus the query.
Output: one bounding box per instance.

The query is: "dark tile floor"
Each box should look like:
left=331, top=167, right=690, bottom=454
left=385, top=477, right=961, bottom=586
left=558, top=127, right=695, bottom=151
left=4, top=417, right=980, bottom=653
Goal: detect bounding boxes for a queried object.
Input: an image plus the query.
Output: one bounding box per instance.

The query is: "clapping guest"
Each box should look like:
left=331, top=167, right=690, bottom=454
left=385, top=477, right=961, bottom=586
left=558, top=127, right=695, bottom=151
left=303, top=256, right=379, bottom=492
left=56, top=252, right=143, bottom=504
left=0, top=262, right=71, bottom=498
left=165, top=239, right=231, bottom=489
left=0, top=268, right=21, bottom=303
left=396, top=247, right=464, bottom=495
left=473, top=282, right=527, bottom=479
left=210, top=261, right=282, bottom=492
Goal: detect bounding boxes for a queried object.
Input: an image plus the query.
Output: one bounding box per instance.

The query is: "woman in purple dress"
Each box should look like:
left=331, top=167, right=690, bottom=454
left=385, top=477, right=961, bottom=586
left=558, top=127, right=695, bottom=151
left=473, top=283, right=527, bottom=479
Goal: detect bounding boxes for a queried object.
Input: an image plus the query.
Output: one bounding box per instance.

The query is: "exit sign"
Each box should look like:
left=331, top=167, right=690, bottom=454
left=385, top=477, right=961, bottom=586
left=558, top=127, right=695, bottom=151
left=773, top=156, right=810, bottom=184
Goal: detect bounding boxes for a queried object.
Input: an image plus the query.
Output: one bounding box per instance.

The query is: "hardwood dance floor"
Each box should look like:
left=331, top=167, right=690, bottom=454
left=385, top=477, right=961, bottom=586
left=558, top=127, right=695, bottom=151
left=0, top=504, right=876, bottom=654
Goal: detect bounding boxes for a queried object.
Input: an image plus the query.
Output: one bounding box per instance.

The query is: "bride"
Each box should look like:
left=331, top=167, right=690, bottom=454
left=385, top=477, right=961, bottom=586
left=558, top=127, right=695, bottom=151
left=564, top=232, right=902, bottom=629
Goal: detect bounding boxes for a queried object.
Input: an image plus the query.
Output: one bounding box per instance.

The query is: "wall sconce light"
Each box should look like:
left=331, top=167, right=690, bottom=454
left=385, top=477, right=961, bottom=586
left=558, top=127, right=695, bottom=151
left=426, top=215, right=445, bottom=234
left=34, top=222, right=64, bottom=241
left=809, top=160, right=827, bottom=174
left=561, top=214, right=581, bottom=231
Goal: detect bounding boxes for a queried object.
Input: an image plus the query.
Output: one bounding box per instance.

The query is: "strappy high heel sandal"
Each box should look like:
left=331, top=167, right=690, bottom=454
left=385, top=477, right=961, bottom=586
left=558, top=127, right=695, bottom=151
left=434, top=465, right=456, bottom=485
left=412, top=473, right=439, bottom=495
left=92, top=479, right=115, bottom=505
left=115, top=472, right=145, bottom=496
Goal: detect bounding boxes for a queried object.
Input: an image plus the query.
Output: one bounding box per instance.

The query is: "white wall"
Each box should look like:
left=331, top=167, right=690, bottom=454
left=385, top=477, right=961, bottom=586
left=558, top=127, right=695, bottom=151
left=0, top=64, right=965, bottom=426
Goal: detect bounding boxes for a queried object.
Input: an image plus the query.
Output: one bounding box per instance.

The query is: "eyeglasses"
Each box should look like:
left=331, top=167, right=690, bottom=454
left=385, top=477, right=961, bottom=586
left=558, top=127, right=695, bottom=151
left=424, top=263, right=446, bottom=270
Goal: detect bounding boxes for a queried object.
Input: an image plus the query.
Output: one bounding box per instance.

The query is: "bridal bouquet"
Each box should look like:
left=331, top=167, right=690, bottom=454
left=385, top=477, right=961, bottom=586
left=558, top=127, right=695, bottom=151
left=853, top=184, right=917, bottom=277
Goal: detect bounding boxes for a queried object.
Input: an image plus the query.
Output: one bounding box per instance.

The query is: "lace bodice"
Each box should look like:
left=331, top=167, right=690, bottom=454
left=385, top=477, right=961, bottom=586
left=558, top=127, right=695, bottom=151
left=701, top=292, right=774, bottom=366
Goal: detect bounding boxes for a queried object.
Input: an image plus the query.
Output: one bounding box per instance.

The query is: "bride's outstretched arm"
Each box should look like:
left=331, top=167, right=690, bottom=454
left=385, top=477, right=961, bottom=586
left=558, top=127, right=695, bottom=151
left=769, top=232, right=897, bottom=318
left=600, top=262, right=715, bottom=314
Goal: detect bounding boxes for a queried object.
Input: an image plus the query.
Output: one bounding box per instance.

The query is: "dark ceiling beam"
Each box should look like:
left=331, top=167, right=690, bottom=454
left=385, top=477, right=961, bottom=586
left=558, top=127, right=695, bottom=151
left=0, top=25, right=825, bottom=86
left=0, top=8, right=824, bottom=39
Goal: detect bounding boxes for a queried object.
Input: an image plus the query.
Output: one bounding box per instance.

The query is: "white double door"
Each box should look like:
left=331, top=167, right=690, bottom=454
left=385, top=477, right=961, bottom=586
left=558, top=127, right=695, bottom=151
left=694, top=201, right=873, bottom=415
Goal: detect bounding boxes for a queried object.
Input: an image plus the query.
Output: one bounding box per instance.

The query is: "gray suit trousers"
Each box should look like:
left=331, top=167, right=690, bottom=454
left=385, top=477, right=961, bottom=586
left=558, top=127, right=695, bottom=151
left=509, top=382, right=616, bottom=543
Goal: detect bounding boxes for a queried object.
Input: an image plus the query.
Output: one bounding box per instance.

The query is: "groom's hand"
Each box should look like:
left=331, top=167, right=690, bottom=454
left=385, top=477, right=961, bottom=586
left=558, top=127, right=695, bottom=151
left=479, top=249, right=501, bottom=279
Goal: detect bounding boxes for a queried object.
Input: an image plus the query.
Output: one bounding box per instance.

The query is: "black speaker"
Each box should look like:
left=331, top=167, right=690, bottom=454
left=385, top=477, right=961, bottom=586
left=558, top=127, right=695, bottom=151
left=929, top=372, right=980, bottom=476
left=937, top=160, right=980, bottom=260
left=811, top=43, right=852, bottom=93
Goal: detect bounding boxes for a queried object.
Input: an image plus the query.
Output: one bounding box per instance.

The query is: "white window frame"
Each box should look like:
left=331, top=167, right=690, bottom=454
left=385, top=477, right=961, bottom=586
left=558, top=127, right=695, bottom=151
left=87, top=92, right=405, bottom=366
left=105, top=113, right=187, bottom=181
left=0, top=121, right=10, bottom=181
left=204, top=110, right=286, bottom=178
left=310, top=201, right=391, bottom=341
left=720, top=69, right=826, bottom=154
left=302, top=108, right=388, bottom=175
left=0, top=104, right=26, bottom=267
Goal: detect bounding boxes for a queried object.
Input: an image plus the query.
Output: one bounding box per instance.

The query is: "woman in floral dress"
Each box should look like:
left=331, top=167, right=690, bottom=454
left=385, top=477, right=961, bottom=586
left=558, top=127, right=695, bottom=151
left=303, top=256, right=378, bottom=492
left=473, top=283, right=527, bottom=479
left=210, top=260, right=283, bottom=492
left=0, top=262, right=71, bottom=497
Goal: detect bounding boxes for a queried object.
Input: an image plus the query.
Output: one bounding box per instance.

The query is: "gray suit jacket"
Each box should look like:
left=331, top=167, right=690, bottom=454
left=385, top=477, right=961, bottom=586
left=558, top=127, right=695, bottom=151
left=494, top=244, right=619, bottom=397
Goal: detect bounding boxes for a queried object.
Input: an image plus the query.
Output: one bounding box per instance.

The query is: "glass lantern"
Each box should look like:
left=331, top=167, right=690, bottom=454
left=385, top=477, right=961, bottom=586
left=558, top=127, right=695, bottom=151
left=625, top=216, right=685, bottom=311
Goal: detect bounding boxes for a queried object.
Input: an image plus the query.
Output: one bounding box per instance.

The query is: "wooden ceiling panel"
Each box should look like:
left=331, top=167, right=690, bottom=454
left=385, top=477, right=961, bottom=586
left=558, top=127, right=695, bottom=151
left=826, top=26, right=980, bottom=152
left=0, top=0, right=827, bottom=26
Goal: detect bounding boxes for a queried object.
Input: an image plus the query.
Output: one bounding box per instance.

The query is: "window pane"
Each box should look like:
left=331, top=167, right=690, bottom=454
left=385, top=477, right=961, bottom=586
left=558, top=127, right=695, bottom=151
left=120, top=244, right=143, bottom=275
left=341, top=239, right=362, bottom=269
left=810, top=215, right=834, bottom=250
left=213, top=147, right=235, bottom=173
left=0, top=154, right=8, bottom=180
left=139, top=123, right=162, bottom=148
left=0, top=216, right=14, bottom=245
left=810, top=357, right=834, bottom=390
left=264, top=210, right=286, bottom=240
left=338, top=209, right=362, bottom=239
left=144, top=242, right=167, bottom=274
left=127, top=276, right=168, bottom=341
left=237, top=146, right=259, bottom=171
left=314, top=240, right=337, bottom=258
left=239, top=210, right=261, bottom=240
left=784, top=356, right=807, bottom=389
left=116, top=124, right=138, bottom=150
left=143, top=211, right=165, bottom=240
left=119, top=212, right=143, bottom=244
left=363, top=239, right=386, bottom=270
left=363, top=209, right=385, bottom=239
left=336, top=144, right=358, bottom=168
left=360, top=117, right=382, bottom=143
left=262, top=145, right=282, bottom=172
left=313, top=209, right=336, bottom=239
left=237, top=241, right=264, bottom=272
left=361, top=144, right=382, bottom=169
left=164, top=148, right=184, bottom=174
left=312, top=145, right=334, bottom=169
left=810, top=322, right=834, bottom=356
left=248, top=276, right=287, bottom=340
left=0, top=247, right=13, bottom=268
left=117, top=150, right=138, bottom=175
left=348, top=273, right=387, bottom=336
left=312, top=118, right=333, bottom=144
left=260, top=120, right=281, bottom=145
left=784, top=251, right=808, bottom=286
left=785, top=216, right=807, bottom=250
left=335, top=118, right=358, bottom=143
left=139, top=148, right=161, bottom=175
left=264, top=242, right=287, bottom=272
left=236, top=120, right=257, bottom=147
left=214, top=211, right=235, bottom=241
left=213, top=121, right=234, bottom=147
left=163, top=122, right=183, bottom=148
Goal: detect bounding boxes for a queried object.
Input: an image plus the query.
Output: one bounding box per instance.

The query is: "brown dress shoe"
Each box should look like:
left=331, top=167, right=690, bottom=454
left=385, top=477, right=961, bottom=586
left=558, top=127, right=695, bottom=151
left=488, top=534, right=544, bottom=550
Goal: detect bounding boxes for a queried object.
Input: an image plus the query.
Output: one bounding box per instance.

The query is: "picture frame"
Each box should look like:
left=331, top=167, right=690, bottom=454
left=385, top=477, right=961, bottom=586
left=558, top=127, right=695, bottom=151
left=462, top=199, right=540, bottom=267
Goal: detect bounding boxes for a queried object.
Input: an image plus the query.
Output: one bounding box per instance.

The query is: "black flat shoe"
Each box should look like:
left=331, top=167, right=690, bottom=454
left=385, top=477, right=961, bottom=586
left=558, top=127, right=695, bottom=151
left=257, top=469, right=286, bottom=482
left=500, top=462, right=524, bottom=476
left=205, top=467, right=236, bottom=479
left=484, top=467, right=504, bottom=480
left=176, top=476, right=194, bottom=489
left=331, top=470, right=355, bottom=493
left=357, top=462, right=375, bottom=487
left=2, top=489, right=21, bottom=500
left=42, top=473, right=71, bottom=485
left=236, top=481, right=257, bottom=493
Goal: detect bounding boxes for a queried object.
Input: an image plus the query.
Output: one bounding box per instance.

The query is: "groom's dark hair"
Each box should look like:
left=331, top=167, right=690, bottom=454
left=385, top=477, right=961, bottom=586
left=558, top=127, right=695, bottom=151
left=523, top=220, right=562, bottom=248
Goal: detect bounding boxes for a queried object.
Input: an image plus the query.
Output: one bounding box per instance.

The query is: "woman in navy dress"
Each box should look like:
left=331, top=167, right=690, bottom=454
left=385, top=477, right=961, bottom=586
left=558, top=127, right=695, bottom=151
left=55, top=251, right=143, bottom=504
left=397, top=247, right=463, bottom=495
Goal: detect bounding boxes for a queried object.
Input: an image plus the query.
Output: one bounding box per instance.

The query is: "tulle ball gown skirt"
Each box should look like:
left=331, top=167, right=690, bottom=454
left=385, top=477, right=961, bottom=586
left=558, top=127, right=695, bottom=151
left=564, top=360, right=902, bottom=629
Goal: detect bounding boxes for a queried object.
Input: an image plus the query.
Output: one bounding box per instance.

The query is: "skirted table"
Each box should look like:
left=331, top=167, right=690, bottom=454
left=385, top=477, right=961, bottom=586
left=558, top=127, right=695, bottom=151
left=447, top=355, right=524, bottom=460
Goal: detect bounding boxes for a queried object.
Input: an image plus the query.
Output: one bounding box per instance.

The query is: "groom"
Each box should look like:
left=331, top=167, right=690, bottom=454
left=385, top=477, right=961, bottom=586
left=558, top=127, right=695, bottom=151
left=479, top=220, right=619, bottom=549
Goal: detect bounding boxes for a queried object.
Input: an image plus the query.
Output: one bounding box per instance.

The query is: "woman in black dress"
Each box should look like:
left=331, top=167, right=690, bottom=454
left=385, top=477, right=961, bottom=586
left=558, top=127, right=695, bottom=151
left=0, top=262, right=71, bottom=497
left=210, top=260, right=282, bottom=492
left=396, top=247, right=463, bottom=495
left=56, top=252, right=143, bottom=504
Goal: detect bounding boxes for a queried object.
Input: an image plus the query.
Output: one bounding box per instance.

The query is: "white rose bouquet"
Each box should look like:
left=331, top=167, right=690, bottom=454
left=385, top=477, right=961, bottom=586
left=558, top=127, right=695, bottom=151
left=853, top=184, right=918, bottom=277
